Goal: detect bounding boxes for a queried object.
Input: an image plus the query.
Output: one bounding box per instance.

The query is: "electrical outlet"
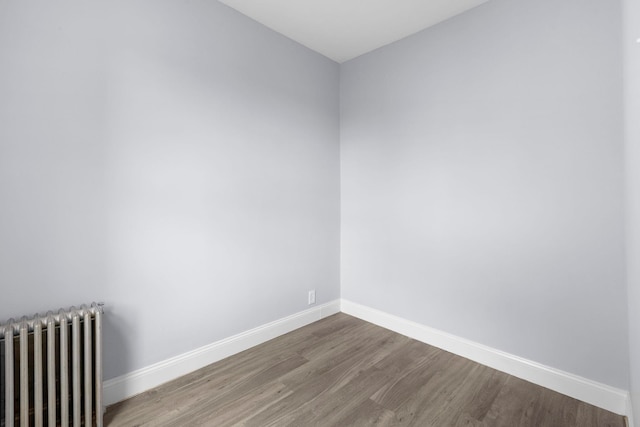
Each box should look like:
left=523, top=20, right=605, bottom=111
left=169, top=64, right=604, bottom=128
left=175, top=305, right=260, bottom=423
left=308, top=290, right=316, bottom=305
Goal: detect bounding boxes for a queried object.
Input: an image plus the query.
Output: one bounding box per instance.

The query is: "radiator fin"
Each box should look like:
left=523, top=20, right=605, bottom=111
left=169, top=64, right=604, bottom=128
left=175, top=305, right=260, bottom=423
left=0, top=303, right=103, bottom=427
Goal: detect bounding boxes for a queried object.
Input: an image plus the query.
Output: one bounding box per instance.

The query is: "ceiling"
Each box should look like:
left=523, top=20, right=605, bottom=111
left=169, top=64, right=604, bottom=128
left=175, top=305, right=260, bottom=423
left=217, top=0, right=489, bottom=63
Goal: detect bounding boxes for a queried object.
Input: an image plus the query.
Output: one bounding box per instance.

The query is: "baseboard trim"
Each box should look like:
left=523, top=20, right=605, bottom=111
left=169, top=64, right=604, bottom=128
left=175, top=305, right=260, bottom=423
left=104, top=298, right=630, bottom=416
left=340, top=299, right=630, bottom=416
left=103, top=300, right=341, bottom=406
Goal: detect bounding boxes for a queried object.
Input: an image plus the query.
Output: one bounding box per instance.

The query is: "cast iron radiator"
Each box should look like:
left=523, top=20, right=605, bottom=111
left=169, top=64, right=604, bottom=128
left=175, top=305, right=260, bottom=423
left=0, top=303, right=103, bottom=427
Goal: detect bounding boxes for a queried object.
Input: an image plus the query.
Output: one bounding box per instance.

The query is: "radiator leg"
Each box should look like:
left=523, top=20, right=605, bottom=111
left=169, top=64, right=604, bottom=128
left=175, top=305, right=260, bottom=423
left=72, top=313, right=81, bottom=427
left=83, top=311, right=92, bottom=427
left=34, top=321, right=43, bottom=427
left=94, top=307, right=103, bottom=427
left=4, top=324, right=14, bottom=427
left=60, top=314, right=69, bottom=427
left=19, top=321, right=28, bottom=427
left=47, top=316, right=56, bottom=427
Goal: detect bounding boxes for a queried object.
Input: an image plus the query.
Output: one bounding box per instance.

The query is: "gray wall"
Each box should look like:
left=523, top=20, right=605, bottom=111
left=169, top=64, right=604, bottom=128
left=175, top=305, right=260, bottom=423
left=625, top=0, right=640, bottom=417
left=0, top=0, right=630, bottom=395
left=0, top=0, right=340, bottom=380
left=341, top=0, right=628, bottom=388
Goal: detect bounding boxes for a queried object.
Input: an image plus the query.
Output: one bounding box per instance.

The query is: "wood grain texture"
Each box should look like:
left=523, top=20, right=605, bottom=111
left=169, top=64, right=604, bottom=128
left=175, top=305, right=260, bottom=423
left=105, top=314, right=626, bottom=427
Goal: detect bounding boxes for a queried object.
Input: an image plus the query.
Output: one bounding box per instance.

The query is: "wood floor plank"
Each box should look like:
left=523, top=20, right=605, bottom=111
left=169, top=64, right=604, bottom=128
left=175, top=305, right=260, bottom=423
left=156, top=354, right=308, bottom=427
left=370, top=342, right=454, bottom=411
left=186, top=381, right=293, bottom=427
left=525, top=387, right=580, bottom=427
left=104, top=313, right=627, bottom=427
left=389, top=356, right=481, bottom=426
left=457, top=365, right=509, bottom=422
left=279, top=324, right=404, bottom=392
left=240, top=326, right=407, bottom=426
left=576, top=401, right=629, bottom=427
left=407, top=363, right=508, bottom=426
left=267, top=366, right=394, bottom=427
left=328, top=398, right=397, bottom=427
left=106, top=349, right=299, bottom=426
left=483, top=376, right=545, bottom=427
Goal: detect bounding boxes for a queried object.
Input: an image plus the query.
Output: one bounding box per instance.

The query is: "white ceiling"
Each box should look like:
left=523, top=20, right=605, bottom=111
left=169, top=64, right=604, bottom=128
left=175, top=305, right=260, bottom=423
left=218, top=0, right=489, bottom=63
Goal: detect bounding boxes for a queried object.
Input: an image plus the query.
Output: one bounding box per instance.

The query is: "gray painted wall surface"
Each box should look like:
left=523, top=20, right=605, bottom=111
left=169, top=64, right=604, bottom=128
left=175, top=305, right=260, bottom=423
left=0, top=0, right=630, bottom=396
left=625, top=0, right=640, bottom=418
left=340, top=0, right=628, bottom=388
left=0, top=0, right=340, bottom=380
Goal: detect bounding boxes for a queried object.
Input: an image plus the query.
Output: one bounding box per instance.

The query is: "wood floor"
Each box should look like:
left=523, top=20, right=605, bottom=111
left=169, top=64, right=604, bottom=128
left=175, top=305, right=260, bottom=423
left=105, top=314, right=626, bottom=426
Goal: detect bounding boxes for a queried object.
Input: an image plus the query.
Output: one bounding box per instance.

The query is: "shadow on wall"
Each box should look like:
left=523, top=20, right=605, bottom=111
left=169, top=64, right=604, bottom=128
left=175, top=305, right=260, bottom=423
left=102, top=308, right=133, bottom=381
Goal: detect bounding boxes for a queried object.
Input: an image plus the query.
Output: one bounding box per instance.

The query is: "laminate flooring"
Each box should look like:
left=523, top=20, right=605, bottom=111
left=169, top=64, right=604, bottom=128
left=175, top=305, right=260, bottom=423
left=105, top=313, right=626, bottom=426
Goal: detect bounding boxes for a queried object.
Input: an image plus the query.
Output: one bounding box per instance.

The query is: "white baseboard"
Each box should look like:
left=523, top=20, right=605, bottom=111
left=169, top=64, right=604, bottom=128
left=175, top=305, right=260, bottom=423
left=104, top=298, right=630, bottom=417
left=103, top=300, right=341, bottom=406
left=340, top=299, right=630, bottom=417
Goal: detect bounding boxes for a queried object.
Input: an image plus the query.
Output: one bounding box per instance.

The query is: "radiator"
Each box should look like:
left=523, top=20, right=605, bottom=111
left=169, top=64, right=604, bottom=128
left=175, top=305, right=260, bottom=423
left=0, top=303, right=103, bottom=427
